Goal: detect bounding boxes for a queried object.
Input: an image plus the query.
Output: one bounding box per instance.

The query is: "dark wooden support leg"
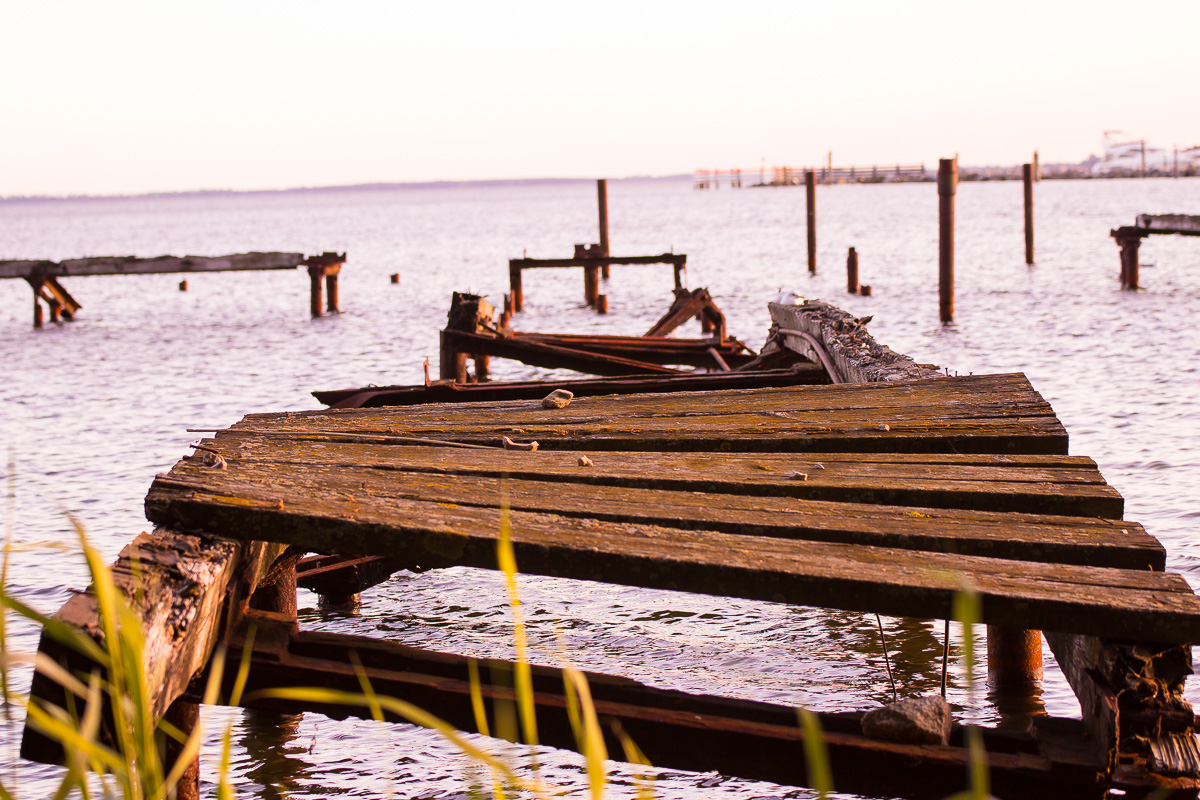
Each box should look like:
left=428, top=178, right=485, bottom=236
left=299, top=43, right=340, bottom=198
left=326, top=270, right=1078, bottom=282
left=510, top=264, right=524, bottom=312
left=847, top=247, right=859, bottom=294
left=987, top=626, right=1043, bottom=686
left=474, top=354, right=490, bottom=382
left=584, top=265, right=600, bottom=308
left=250, top=556, right=299, bottom=618
left=49, top=301, right=61, bottom=324
left=162, top=698, right=200, bottom=800
left=596, top=295, right=608, bottom=315
left=308, top=266, right=324, bottom=318
left=325, top=271, right=339, bottom=313
left=674, top=261, right=686, bottom=290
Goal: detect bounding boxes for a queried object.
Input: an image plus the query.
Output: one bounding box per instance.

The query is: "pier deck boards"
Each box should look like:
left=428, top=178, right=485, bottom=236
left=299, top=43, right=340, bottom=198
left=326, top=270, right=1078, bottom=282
left=144, top=373, right=1199, bottom=642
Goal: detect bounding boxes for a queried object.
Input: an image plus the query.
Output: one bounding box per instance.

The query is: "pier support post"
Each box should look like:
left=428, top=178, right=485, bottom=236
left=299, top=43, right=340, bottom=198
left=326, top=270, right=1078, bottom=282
left=986, top=626, right=1043, bottom=686
left=49, top=300, right=61, bottom=324
left=509, top=262, right=524, bottom=312
left=938, top=158, right=957, bottom=323
left=162, top=698, right=200, bottom=800
left=846, top=247, right=859, bottom=293
left=597, top=179, right=611, bottom=280
left=805, top=171, right=817, bottom=275
left=1023, top=163, right=1034, bottom=265
left=308, top=265, right=324, bottom=318
left=325, top=266, right=340, bottom=314
left=1113, top=228, right=1142, bottom=290
left=250, top=555, right=299, bottom=618
left=584, top=263, right=600, bottom=308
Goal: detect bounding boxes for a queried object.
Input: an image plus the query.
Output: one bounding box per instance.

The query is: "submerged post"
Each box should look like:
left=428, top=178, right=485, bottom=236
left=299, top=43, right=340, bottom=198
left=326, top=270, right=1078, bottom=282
left=162, top=699, right=200, bottom=800
left=1023, top=163, right=1034, bottom=265
left=987, top=625, right=1043, bottom=686
left=597, top=179, right=611, bottom=280
left=846, top=247, right=859, bottom=293
left=308, top=265, right=324, bottom=318
left=805, top=171, right=817, bottom=275
left=509, top=262, right=524, bottom=312
left=938, top=158, right=956, bottom=323
left=1113, top=227, right=1142, bottom=290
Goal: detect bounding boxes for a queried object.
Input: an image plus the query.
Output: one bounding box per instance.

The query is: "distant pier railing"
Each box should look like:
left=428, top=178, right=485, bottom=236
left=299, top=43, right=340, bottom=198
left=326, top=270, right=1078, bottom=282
left=693, top=164, right=928, bottom=189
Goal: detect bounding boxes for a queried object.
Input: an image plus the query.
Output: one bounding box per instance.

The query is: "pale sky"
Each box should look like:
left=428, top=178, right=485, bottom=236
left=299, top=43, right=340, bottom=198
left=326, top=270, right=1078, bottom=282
left=3, top=0, right=1197, bottom=197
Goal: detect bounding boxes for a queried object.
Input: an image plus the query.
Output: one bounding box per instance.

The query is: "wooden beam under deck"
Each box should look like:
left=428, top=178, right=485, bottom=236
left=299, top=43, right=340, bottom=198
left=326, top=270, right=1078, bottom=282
left=187, top=608, right=1172, bottom=800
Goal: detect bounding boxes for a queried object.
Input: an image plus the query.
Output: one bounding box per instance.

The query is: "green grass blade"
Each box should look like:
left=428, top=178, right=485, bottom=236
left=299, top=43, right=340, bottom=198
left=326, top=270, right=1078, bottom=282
left=796, top=708, right=833, bottom=798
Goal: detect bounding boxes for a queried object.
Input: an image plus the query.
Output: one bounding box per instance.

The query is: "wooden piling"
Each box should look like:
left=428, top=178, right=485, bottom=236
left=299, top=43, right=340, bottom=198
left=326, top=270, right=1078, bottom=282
left=1114, top=229, right=1142, bottom=290
left=596, top=294, right=608, bottom=314
left=938, top=158, right=957, bottom=323
left=987, top=626, right=1043, bottom=686
left=390, top=273, right=400, bottom=284
left=49, top=301, right=61, bottom=324
left=178, top=280, right=188, bottom=292
left=250, top=558, right=298, bottom=618
left=847, top=247, right=859, bottom=293
left=32, top=292, right=43, bottom=329
left=162, top=699, right=200, bottom=800
left=584, top=264, right=600, bottom=308
left=509, top=263, right=524, bottom=312
left=325, top=270, right=339, bottom=313
left=308, top=266, right=324, bottom=318
left=597, top=179, right=611, bottom=280
left=805, top=171, right=817, bottom=275
left=1023, top=164, right=1034, bottom=265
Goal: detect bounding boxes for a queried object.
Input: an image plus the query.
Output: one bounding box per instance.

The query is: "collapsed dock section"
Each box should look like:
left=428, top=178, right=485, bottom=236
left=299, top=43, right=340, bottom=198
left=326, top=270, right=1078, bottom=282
left=20, top=300, right=1200, bottom=799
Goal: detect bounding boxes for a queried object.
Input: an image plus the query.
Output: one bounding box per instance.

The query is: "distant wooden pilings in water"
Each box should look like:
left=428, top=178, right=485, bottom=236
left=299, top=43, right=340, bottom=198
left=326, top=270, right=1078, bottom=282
left=0, top=251, right=346, bottom=328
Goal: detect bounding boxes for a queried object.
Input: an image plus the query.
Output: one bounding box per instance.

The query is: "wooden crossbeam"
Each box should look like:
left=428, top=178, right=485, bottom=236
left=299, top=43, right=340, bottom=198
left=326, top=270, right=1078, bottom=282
left=193, top=608, right=1131, bottom=800
left=0, top=252, right=306, bottom=280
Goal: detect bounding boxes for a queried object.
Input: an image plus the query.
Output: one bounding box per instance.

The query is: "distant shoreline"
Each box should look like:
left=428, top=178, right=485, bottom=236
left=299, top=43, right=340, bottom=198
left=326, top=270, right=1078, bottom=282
left=0, top=175, right=693, bottom=204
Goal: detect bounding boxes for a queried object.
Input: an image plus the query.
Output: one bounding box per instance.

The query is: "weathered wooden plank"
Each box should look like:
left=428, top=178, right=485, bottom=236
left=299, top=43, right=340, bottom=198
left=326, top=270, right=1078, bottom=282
left=1136, top=214, right=1200, bottom=236
left=313, top=366, right=829, bottom=408
left=206, top=438, right=1124, bottom=519
left=509, top=253, right=685, bottom=269
left=253, top=374, right=1070, bottom=455
left=145, top=469, right=1200, bottom=641
left=0, top=252, right=305, bottom=280
left=20, top=529, right=287, bottom=763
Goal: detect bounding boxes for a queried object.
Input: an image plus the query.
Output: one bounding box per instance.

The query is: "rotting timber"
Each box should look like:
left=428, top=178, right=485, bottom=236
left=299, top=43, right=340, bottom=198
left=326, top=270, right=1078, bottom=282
left=0, top=251, right=346, bottom=327
left=21, top=300, right=1200, bottom=800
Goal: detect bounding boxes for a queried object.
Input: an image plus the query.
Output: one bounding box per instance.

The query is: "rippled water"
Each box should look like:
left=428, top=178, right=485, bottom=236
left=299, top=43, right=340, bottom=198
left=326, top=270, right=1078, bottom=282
left=2, top=177, right=1198, bottom=798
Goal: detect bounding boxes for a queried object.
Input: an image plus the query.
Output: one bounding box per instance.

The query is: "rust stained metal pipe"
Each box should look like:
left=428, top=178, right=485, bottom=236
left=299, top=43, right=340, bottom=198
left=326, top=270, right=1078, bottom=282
left=938, top=158, right=956, bottom=323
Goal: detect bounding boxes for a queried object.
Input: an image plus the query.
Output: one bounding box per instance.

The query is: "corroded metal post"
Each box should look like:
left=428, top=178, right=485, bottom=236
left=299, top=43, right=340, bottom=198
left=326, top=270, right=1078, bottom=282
left=987, top=625, right=1043, bottom=686
left=509, top=262, right=524, bottom=312
left=1023, top=163, right=1034, bottom=265
left=597, top=179, right=611, bottom=279
left=308, top=265, right=324, bottom=318
left=938, top=158, right=957, bottom=323
left=805, top=171, right=817, bottom=275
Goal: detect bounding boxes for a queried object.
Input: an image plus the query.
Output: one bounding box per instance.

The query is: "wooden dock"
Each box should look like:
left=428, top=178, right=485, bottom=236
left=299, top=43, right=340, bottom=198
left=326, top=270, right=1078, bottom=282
left=0, top=251, right=346, bottom=327
left=19, top=300, right=1200, bottom=799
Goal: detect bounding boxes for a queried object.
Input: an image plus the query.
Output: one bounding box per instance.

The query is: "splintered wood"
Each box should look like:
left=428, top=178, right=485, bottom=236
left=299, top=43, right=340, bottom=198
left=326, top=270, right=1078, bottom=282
left=145, top=373, right=1200, bottom=642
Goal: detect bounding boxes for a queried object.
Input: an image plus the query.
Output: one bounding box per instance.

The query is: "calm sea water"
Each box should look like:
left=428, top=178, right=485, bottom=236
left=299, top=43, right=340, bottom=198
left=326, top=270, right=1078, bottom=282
left=1, top=176, right=1198, bottom=798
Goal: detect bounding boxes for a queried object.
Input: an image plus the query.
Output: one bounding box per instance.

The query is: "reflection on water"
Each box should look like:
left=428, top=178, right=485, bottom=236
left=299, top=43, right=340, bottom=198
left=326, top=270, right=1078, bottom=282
left=3, top=177, right=1198, bottom=798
